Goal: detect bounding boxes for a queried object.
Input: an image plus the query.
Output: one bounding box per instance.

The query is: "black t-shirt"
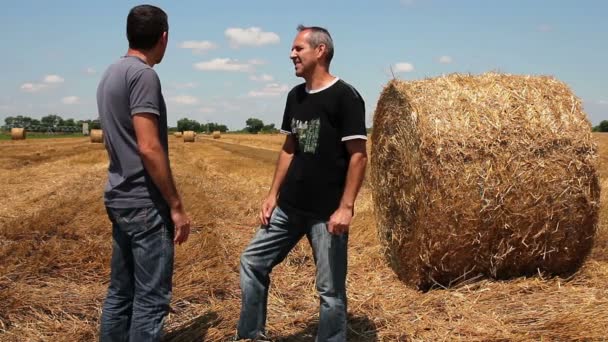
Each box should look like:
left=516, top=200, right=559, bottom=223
left=278, top=78, right=367, bottom=220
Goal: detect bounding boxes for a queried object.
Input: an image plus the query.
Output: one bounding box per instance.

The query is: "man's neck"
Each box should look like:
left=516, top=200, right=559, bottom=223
left=304, top=69, right=335, bottom=92
left=126, top=48, right=155, bottom=67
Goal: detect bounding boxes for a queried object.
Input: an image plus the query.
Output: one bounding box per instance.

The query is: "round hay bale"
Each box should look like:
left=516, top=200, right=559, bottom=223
left=371, top=73, right=600, bottom=290
left=90, top=129, right=103, bottom=143
left=212, top=131, right=221, bottom=139
left=183, top=131, right=195, bottom=142
left=174, top=131, right=183, bottom=138
left=11, top=128, right=26, bottom=140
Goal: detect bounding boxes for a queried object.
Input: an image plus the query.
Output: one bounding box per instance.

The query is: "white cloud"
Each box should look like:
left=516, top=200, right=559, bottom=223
left=250, top=73, right=274, bottom=82
left=61, top=96, right=79, bottom=104
left=225, top=27, right=280, bottom=48
left=248, top=59, right=266, bottom=65
left=21, top=74, right=65, bottom=93
left=20, top=83, right=47, bottom=92
left=85, top=67, right=96, bottom=75
left=248, top=83, right=289, bottom=97
left=538, top=24, right=553, bottom=32
left=199, top=107, right=216, bottom=113
left=44, top=74, right=64, bottom=83
left=172, top=82, right=198, bottom=89
left=393, top=62, right=415, bottom=73
left=168, top=95, right=199, bottom=105
left=194, top=58, right=253, bottom=72
left=598, top=100, right=608, bottom=105
left=438, top=55, right=453, bottom=64
left=179, top=40, right=217, bottom=53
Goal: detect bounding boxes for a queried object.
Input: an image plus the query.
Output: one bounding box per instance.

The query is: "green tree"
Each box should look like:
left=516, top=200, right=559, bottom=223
left=177, top=118, right=201, bottom=132
left=245, top=117, right=264, bottom=134
left=206, top=122, right=229, bottom=133
left=5, top=115, right=33, bottom=128
left=64, top=118, right=76, bottom=127
left=260, top=123, right=278, bottom=133
left=41, top=114, right=64, bottom=129
left=599, top=120, right=608, bottom=132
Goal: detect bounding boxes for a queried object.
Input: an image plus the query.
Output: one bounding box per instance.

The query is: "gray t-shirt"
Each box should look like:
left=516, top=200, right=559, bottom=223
left=97, top=55, right=168, bottom=209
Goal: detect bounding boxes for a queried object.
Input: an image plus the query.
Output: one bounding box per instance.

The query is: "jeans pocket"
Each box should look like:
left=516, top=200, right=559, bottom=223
left=110, top=207, right=148, bottom=225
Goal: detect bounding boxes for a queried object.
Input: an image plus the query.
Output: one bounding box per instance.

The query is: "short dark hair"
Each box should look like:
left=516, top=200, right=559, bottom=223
left=126, top=5, right=168, bottom=50
left=297, top=25, right=334, bottom=64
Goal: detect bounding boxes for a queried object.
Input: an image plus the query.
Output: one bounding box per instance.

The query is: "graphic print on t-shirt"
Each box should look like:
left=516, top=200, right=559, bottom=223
left=291, top=118, right=320, bottom=153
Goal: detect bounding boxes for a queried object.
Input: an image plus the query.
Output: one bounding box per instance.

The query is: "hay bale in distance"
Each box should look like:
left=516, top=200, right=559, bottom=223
left=11, top=128, right=26, bottom=140
left=183, top=131, right=195, bottom=142
left=90, top=129, right=103, bottom=143
left=174, top=131, right=183, bottom=138
left=212, top=131, right=221, bottom=139
left=371, top=73, right=600, bottom=290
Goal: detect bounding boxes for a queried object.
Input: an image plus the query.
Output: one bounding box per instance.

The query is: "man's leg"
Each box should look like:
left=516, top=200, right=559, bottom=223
left=237, top=206, right=305, bottom=339
left=99, top=208, right=136, bottom=342
left=129, top=206, right=174, bottom=341
left=307, top=220, right=348, bottom=342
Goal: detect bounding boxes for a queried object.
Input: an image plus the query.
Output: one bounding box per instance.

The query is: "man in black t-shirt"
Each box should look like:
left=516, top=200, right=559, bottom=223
left=235, top=25, right=368, bottom=342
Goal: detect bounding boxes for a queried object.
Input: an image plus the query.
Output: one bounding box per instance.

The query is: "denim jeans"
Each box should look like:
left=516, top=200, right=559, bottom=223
left=99, top=205, right=174, bottom=342
left=237, top=206, right=348, bottom=342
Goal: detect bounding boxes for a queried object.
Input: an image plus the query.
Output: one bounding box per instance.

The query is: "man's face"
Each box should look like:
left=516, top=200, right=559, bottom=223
left=290, top=30, right=319, bottom=78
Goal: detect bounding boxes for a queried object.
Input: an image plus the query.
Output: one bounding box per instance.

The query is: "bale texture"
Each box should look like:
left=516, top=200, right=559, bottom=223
left=11, top=128, right=26, bottom=140
left=183, top=131, right=196, bottom=142
left=212, top=131, right=221, bottom=139
left=174, top=132, right=183, bottom=138
left=89, top=129, right=103, bottom=143
left=371, top=73, right=600, bottom=290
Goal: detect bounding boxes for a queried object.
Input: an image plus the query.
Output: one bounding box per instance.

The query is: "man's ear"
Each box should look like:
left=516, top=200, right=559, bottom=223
left=316, top=43, right=326, bottom=60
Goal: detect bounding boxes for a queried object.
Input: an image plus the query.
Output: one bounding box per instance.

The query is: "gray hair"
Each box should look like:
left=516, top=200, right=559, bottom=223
left=297, top=25, right=334, bottom=64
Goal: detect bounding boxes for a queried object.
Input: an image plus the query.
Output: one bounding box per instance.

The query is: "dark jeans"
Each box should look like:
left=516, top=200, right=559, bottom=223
left=100, top=205, right=174, bottom=342
left=237, top=206, right=348, bottom=342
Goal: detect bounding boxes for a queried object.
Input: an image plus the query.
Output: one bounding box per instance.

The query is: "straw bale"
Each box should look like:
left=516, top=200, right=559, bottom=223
left=174, top=131, right=183, bottom=138
left=183, top=130, right=196, bottom=142
left=371, top=73, right=601, bottom=290
left=89, top=129, right=103, bottom=143
left=212, top=131, right=221, bottom=139
left=11, top=127, right=26, bottom=140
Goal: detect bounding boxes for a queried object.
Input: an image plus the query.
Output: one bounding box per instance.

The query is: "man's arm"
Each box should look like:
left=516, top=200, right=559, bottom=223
left=133, top=113, right=190, bottom=244
left=259, top=134, right=296, bottom=225
left=328, top=139, right=368, bottom=235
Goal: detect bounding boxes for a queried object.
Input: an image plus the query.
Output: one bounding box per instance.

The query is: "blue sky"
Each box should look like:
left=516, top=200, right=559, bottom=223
left=1, top=0, right=606, bottom=130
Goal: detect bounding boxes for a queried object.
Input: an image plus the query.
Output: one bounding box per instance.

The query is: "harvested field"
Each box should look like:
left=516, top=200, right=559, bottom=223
left=0, top=133, right=606, bottom=341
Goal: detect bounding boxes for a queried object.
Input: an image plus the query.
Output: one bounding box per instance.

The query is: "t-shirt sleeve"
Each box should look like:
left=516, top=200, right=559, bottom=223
left=280, top=91, right=293, bottom=135
left=339, top=86, right=367, bottom=141
left=129, top=68, right=162, bottom=117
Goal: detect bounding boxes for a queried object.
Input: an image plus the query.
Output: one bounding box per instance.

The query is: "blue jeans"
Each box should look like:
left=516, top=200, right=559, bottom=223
left=237, top=206, right=348, bottom=342
left=100, top=205, right=174, bottom=342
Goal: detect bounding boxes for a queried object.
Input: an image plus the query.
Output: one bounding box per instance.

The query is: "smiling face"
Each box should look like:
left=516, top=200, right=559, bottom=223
left=290, top=30, right=323, bottom=78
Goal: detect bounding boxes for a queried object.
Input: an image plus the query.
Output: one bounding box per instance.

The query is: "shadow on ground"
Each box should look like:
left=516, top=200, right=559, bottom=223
left=278, top=314, right=378, bottom=341
left=163, top=311, right=220, bottom=342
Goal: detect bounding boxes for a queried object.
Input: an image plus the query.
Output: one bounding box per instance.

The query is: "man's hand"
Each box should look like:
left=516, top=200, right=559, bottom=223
left=259, top=195, right=277, bottom=226
left=327, top=206, right=353, bottom=235
left=171, top=206, right=191, bottom=245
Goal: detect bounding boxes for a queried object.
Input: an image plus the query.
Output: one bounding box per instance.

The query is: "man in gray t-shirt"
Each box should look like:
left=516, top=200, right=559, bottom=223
left=98, top=55, right=169, bottom=208
left=96, top=5, right=190, bottom=341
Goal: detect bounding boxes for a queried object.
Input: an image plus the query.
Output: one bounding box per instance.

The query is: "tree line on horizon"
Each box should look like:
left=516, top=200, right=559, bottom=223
left=3, top=114, right=100, bottom=132
left=592, top=120, right=608, bottom=132
left=2, top=114, right=280, bottom=134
